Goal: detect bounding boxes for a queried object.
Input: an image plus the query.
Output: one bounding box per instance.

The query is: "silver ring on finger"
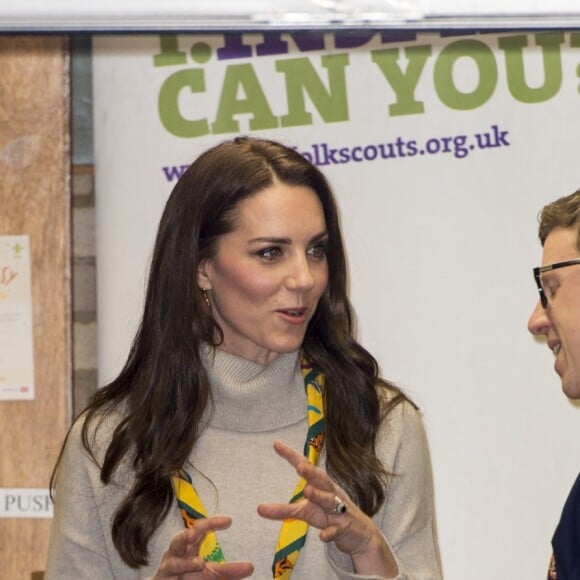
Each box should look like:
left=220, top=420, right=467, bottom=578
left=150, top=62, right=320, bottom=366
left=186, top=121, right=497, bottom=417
left=331, top=495, right=347, bottom=515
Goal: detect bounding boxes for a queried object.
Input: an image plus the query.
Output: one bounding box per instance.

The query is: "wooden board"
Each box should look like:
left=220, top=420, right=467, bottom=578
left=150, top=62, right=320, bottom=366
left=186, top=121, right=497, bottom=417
left=0, top=36, right=71, bottom=580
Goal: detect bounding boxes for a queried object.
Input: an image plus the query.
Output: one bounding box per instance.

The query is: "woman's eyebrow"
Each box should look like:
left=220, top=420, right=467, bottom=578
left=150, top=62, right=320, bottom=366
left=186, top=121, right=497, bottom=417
left=248, top=236, right=291, bottom=244
left=248, top=231, right=328, bottom=245
left=311, top=231, right=329, bottom=242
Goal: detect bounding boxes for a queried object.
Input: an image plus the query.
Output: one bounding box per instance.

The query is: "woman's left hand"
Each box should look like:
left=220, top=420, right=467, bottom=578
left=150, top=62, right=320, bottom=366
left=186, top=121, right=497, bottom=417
left=257, top=440, right=398, bottom=578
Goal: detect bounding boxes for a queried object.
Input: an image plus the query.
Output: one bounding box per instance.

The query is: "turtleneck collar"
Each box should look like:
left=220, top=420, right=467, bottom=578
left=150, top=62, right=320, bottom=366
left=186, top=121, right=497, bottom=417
left=201, top=346, right=307, bottom=432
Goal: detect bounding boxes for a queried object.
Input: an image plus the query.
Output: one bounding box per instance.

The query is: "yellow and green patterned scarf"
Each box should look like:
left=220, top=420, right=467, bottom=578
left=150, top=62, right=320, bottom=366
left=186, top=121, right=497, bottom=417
left=172, top=356, right=325, bottom=578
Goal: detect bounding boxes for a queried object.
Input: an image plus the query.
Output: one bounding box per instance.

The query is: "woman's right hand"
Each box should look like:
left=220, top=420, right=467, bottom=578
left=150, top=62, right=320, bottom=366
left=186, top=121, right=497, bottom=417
left=154, top=516, right=254, bottom=579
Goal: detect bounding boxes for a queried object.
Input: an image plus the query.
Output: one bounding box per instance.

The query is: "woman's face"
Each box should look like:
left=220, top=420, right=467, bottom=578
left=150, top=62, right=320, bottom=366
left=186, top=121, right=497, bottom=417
left=198, top=181, right=329, bottom=365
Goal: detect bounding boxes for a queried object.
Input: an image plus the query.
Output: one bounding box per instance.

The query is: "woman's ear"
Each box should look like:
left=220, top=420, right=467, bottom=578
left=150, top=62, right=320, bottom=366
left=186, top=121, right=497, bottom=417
left=197, top=260, right=212, bottom=290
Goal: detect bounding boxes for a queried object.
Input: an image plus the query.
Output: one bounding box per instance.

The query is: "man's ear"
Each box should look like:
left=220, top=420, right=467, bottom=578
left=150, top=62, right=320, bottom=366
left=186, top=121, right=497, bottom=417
left=197, top=260, right=213, bottom=290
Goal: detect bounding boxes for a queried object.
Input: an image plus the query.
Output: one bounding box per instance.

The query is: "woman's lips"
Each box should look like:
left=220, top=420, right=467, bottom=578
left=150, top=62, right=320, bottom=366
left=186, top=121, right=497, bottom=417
left=276, top=307, right=308, bottom=324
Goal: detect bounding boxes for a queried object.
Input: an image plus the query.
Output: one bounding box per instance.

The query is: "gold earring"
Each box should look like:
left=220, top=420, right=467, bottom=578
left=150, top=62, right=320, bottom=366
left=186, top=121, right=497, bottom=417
left=201, top=288, right=210, bottom=308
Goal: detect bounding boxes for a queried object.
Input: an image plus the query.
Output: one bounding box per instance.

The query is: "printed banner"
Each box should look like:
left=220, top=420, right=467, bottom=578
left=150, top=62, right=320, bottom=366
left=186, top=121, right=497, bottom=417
left=93, top=31, right=580, bottom=579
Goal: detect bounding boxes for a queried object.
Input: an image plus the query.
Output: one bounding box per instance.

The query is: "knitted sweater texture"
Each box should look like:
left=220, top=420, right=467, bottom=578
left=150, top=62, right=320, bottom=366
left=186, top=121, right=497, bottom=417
left=46, top=349, right=442, bottom=579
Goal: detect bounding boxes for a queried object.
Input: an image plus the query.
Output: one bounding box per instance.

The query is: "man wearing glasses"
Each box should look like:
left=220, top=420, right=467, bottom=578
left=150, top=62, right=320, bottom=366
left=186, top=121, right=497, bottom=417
left=528, top=189, right=580, bottom=580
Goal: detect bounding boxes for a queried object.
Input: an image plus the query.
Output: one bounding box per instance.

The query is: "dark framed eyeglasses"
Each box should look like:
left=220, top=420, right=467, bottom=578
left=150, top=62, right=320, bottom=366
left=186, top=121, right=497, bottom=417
left=533, top=259, right=580, bottom=308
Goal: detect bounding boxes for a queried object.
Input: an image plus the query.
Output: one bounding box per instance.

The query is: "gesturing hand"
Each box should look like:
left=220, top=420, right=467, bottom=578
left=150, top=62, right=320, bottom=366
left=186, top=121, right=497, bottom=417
left=154, top=516, right=254, bottom=579
left=257, top=440, right=398, bottom=578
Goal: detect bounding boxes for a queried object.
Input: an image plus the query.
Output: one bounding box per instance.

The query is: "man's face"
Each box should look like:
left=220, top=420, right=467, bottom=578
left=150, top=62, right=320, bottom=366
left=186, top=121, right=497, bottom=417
left=528, top=226, right=580, bottom=399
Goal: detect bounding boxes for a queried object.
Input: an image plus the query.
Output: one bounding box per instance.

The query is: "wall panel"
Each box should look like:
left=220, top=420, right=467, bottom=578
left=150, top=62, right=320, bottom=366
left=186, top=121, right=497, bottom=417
left=0, top=36, right=71, bottom=580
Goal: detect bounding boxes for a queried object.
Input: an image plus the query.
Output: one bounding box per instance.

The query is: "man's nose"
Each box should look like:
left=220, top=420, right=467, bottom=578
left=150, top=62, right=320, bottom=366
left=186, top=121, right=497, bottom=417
left=528, top=300, right=550, bottom=336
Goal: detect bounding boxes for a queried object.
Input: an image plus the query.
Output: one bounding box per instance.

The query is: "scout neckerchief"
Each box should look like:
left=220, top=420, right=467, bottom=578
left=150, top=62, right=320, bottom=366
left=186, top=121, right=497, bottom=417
left=171, top=356, right=326, bottom=578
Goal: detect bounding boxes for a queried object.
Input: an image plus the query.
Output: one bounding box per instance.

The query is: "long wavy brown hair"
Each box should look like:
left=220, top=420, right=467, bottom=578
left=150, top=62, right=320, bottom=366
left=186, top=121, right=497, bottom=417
left=51, top=136, right=405, bottom=568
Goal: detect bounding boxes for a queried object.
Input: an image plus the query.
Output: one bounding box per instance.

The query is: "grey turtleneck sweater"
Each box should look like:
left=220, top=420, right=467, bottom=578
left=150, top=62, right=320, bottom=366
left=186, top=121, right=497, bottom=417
left=45, top=349, right=442, bottom=579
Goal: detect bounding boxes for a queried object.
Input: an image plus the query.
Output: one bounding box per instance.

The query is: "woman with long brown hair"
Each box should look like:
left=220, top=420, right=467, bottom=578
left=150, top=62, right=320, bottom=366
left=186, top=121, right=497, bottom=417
left=46, top=136, right=441, bottom=579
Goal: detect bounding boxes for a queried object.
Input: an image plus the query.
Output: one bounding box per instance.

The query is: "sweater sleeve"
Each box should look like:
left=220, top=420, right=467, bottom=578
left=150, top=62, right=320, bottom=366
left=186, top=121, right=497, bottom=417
left=326, top=399, right=443, bottom=580
left=380, top=400, right=442, bottom=579
left=45, top=418, right=118, bottom=580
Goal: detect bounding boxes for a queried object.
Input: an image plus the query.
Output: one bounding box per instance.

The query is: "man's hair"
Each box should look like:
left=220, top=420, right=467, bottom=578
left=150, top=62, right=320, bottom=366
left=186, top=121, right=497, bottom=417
left=538, top=189, right=580, bottom=251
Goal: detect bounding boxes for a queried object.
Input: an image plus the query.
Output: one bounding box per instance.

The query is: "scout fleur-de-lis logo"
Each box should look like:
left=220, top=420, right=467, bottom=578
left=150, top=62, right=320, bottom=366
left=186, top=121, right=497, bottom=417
left=308, top=432, right=324, bottom=453
left=274, top=556, right=294, bottom=577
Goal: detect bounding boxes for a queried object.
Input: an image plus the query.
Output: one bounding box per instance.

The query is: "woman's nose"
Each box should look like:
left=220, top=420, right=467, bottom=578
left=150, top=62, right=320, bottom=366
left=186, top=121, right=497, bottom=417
left=528, top=300, right=551, bottom=336
left=285, top=257, right=315, bottom=290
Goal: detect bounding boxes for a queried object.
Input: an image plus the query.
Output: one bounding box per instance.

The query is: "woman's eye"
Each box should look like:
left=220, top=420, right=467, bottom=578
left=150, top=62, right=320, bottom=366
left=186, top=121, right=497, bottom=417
left=308, top=243, right=327, bottom=259
left=257, top=247, right=283, bottom=261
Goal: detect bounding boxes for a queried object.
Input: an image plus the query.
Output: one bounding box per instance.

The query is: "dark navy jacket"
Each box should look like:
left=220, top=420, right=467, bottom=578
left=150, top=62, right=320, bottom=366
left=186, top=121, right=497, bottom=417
left=553, top=474, right=580, bottom=579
